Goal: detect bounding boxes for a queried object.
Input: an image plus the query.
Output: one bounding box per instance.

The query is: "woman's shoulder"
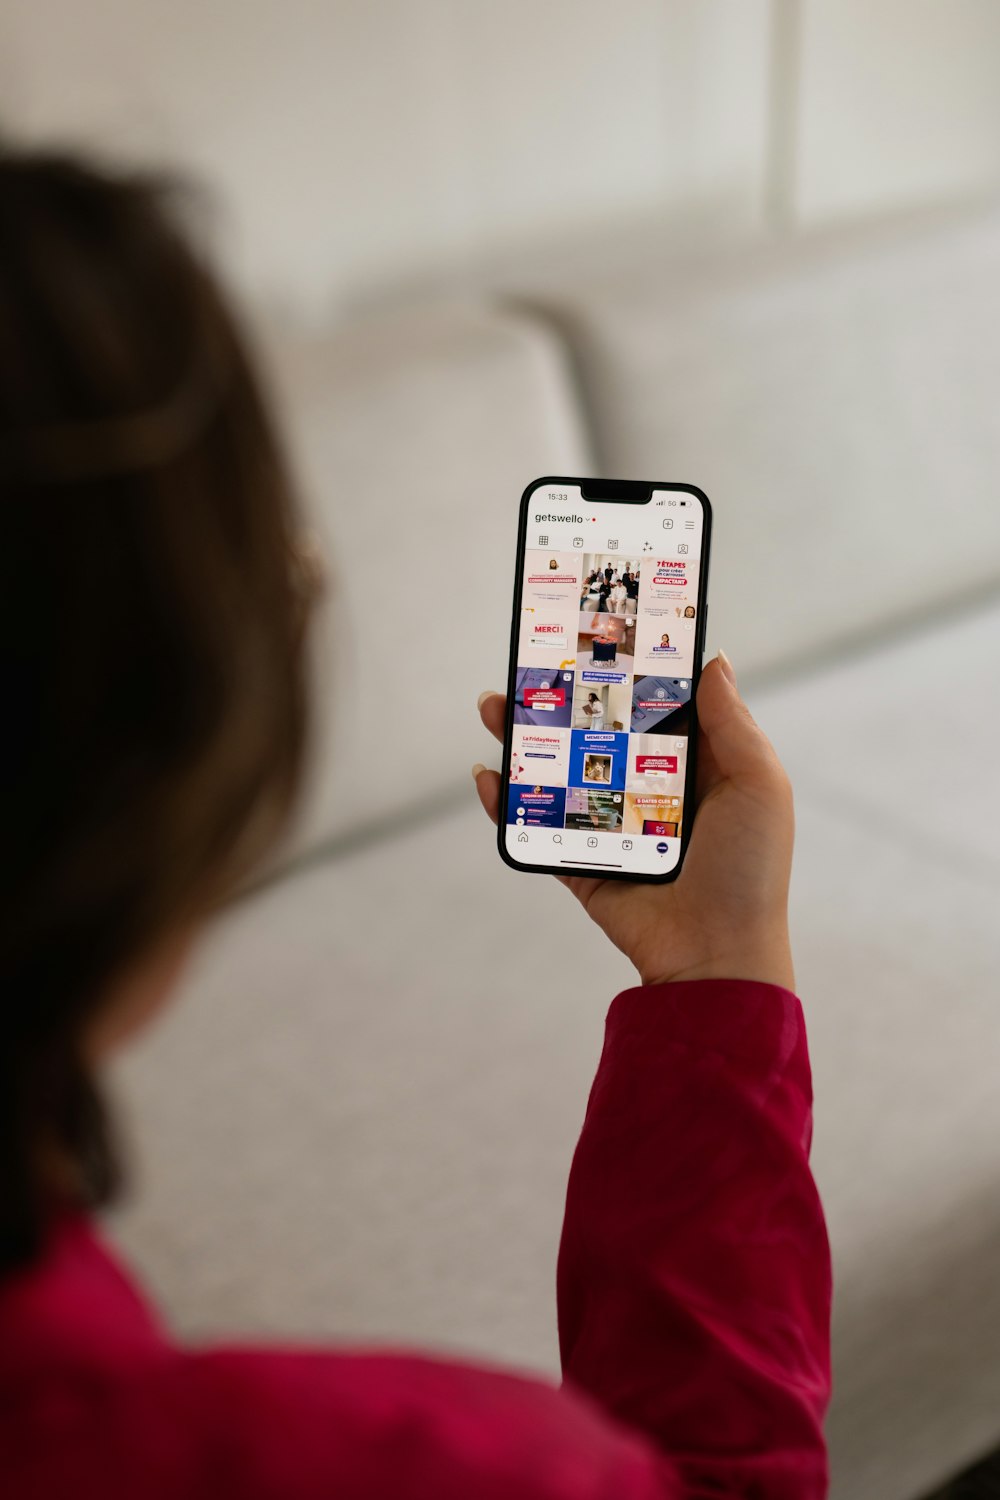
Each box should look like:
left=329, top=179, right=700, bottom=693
left=22, top=1344, right=676, bottom=1499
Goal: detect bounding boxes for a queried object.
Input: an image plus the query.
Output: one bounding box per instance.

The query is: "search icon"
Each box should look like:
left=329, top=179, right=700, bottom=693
left=552, top=833, right=563, bottom=844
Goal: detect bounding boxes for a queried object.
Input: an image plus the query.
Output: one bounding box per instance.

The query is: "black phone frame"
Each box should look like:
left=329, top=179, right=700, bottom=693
left=496, top=475, right=713, bottom=883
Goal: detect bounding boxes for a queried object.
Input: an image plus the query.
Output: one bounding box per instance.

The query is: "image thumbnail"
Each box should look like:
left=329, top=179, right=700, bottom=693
left=507, top=784, right=567, bottom=829
left=633, top=620, right=696, bottom=675
left=572, top=678, right=633, bottom=732
left=576, top=610, right=635, bottom=683
left=623, top=792, right=684, bottom=837
left=626, top=733, right=687, bottom=792
left=509, top=726, right=571, bottom=786
left=565, top=787, right=624, bottom=833
left=519, top=608, right=577, bottom=670
left=579, top=555, right=642, bottom=615
left=514, top=667, right=575, bottom=727
left=569, top=728, right=629, bottom=790
left=630, top=676, right=692, bottom=735
left=638, top=554, right=700, bottom=610
left=522, top=551, right=584, bottom=611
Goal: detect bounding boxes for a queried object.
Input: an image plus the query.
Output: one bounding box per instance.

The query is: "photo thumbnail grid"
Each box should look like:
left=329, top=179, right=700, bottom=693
left=510, top=545, right=698, bottom=841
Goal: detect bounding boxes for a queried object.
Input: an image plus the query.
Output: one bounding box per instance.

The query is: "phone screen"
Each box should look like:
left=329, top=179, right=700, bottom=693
left=499, top=479, right=710, bottom=881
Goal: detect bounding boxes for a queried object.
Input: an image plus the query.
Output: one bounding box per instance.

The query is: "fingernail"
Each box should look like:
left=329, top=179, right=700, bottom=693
left=718, top=650, right=738, bottom=688
left=471, top=762, right=486, bottom=781
left=477, top=690, right=497, bottom=711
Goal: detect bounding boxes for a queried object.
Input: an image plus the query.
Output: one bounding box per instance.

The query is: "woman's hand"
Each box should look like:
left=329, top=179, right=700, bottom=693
left=473, top=654, right=795, bottom=991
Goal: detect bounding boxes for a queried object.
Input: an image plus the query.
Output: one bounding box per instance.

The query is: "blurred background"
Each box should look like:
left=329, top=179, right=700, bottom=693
left=5, top=4, right=1000, bottom=1498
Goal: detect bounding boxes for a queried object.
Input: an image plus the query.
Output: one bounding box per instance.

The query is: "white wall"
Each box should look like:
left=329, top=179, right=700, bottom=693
left=792, top=0, right=1000, bottom=224
left=2, top=1, right=1000, bottom=317
left=0, top=1, right=770, bottom=315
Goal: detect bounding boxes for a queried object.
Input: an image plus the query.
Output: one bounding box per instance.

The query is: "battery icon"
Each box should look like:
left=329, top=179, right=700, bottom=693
left=679, top=499, right=688, bottom=506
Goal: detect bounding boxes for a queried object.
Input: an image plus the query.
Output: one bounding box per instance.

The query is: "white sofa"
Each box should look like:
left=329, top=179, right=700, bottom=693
left=109, top=202, right=1000, bottom=1500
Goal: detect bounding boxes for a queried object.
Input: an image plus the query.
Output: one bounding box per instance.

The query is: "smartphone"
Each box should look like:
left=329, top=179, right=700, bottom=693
left=498, top=476, right=712, bottom=882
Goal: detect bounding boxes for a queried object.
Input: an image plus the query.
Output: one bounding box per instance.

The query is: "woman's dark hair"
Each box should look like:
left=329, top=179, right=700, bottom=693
left=0, top=148, right=312, bottom=1270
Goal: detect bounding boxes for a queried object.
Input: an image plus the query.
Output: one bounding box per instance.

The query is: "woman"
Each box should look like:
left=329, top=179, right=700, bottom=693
left=0, top=150, right=830, bottom=1497
left=580, top=689, right=605, bottom=730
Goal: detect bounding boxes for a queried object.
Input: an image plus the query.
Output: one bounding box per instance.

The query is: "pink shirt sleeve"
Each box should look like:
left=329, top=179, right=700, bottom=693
left=3, top=980, right=830, bottom=1500
left=558, top=979, right=832, bottom=1497
left=179, top=979, right=831, bottom=1499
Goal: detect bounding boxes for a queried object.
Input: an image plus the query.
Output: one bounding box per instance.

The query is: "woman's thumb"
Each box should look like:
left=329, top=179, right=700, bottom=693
left=696, top=655, right=782, bottom=785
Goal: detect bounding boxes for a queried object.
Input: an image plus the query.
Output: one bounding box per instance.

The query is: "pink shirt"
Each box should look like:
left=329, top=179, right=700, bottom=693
left=0, top=980, right=831, bottom=1497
